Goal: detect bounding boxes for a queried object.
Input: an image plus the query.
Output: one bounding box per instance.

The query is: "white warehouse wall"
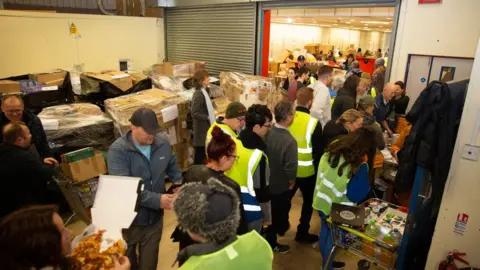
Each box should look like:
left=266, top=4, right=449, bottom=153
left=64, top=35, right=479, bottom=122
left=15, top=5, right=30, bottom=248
left=390, top=0, right=480, bottom=82
left=0, top=10, right=164, bottom=77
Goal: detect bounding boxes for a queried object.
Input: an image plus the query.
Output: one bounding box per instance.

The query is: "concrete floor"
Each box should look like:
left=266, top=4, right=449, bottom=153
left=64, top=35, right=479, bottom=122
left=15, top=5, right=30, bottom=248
left=68, top=192, right=373, bottom=270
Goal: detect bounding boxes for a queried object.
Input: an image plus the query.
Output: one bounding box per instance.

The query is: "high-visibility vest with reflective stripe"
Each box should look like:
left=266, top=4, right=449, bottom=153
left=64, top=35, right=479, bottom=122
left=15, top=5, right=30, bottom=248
left=206, top=123, right=237, bottom=145
left=312, top=153, right=357, bottom=215
left=371, top=87, right=377, bottom=97
left=206, top=123, right=264, bottom=222
left=179, top=231, right=273, bottom=270
left=288, top=111, right=318, bottom=178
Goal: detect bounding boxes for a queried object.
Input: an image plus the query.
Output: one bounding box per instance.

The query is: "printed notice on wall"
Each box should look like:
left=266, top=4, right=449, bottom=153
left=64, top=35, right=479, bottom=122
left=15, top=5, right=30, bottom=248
left=161, top=105, right=179, bottom=123
left=453, top=213, right=469, bottom=236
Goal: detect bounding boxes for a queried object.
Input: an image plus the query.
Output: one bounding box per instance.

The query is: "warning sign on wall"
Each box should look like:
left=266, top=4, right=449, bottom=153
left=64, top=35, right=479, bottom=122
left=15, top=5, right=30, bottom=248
left=69, top=23, right=78, bottom=35
left=453, top=213, right=469, bottom=236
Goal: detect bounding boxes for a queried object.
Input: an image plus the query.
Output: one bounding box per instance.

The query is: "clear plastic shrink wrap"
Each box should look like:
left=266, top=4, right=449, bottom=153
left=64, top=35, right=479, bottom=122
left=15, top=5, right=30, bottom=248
left=219, top=72, right=282, bottom=112
left=38, top=104, right=114, bottom=153
left=104, top=89, right=191, bottom=169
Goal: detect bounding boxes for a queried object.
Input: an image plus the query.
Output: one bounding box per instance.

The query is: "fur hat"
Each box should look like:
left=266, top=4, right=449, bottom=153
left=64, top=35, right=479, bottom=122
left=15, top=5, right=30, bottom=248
left=173, top=178, right=240, bottom=244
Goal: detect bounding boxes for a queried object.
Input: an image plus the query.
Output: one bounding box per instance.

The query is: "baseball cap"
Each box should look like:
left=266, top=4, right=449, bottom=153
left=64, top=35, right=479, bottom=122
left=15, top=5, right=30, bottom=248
left=297, top=55, right=306, bottom=62
left=129, top=107, right=161, bottom=135
left=225, top=102, right=247, bottom=119
left=358, top=95, right=376, bottom=106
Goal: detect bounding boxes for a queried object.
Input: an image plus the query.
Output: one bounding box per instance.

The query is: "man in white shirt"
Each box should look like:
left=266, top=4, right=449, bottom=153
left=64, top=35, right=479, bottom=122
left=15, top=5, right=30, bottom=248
left=309, top=66, right=334, bottom=127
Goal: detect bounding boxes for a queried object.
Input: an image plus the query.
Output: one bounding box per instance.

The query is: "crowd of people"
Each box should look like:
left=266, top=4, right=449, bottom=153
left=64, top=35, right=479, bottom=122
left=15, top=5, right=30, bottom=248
left=0, top=54, right=411, bottom=269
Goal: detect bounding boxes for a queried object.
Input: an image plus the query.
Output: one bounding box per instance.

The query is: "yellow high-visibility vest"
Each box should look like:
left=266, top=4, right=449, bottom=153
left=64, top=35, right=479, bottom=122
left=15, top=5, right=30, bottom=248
left=288, top=111, right=318, bottom=178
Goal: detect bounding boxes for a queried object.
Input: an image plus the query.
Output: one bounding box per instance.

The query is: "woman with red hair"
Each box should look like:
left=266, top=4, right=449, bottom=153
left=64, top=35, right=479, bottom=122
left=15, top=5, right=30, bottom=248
left=171, top=126, right=248, bottom=264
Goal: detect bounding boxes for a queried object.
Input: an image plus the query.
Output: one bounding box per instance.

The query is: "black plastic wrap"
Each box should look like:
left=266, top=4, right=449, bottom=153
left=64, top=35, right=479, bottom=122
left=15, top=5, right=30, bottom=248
left=38, top=104, right=115, bottom=159
left=1, top=73, right=74, bottom=114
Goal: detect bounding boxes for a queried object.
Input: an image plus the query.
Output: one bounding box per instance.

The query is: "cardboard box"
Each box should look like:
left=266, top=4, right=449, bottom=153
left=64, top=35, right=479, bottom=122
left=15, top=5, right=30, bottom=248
left=213, top=97, right=230, bottom=115
left=173, top=142, right=189, bottom=170
left=29, top=70, right=67, bottom=86
left=128, top=72, right=148, bottom=85
left=153, top=62, right=206, bottom=77
left=105, top=89, right=190, bottom=142
left=220, top=72, right=274, bottom=104
left=269, top=62, right=280, bottom=75
left=84, top=72, right=133, bottom=92
left=274, top=49, right=293, bottom=63
left=61, top=152, right=107, bottom=182
left=0, top=80, right=21, bottom=94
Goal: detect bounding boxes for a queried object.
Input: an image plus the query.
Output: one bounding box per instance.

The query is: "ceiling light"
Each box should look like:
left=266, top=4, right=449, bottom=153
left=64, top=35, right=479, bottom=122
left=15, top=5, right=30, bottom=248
left=339, top=17, right=343, bottom=19
left=346, top=22, right=351, bottom=24
left=350, top=19, right=355, bottom=22
left=287, top=18, right=292, bottom=23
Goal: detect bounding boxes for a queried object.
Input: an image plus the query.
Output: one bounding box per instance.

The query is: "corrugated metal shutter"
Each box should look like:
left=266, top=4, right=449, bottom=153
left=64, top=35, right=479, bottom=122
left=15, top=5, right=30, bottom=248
left=165, top=3, right=257, bottom=75
left=260, top=0, right=396, bottom=9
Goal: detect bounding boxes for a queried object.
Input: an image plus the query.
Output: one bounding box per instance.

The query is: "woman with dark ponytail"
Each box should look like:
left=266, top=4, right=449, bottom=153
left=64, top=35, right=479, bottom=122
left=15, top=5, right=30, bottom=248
left=171, top=126, right=248, bottom=264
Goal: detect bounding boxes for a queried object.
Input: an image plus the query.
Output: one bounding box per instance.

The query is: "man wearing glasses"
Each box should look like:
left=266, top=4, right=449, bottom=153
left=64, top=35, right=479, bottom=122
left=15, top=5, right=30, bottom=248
left=0, top=95, right=58, bottom=165
left=238, top=104, right=273, bottom=233
left=206, top=102, right=265, bottom=233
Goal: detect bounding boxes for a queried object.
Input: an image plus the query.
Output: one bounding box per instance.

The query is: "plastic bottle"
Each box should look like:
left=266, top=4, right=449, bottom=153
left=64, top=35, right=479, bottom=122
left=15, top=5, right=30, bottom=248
left=365, top=220, right=380, bottom=237
left=390, top=229, right=403, bottom=247
left=383, top=234, right=393, bottom=246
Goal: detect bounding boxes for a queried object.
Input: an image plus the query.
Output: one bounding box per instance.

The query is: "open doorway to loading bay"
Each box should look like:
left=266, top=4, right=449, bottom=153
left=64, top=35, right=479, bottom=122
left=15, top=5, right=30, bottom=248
left=256, top=1, right=400, bottom=84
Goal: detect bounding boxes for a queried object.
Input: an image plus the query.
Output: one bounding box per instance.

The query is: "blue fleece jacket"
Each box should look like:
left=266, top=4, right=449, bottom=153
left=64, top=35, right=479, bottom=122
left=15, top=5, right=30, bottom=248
left=108, top=131, right=182, bottom=226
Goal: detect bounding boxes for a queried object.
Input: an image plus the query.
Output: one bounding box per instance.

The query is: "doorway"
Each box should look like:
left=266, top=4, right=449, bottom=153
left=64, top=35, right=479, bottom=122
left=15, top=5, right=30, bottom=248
left=404, top=54, right=474, bottom=111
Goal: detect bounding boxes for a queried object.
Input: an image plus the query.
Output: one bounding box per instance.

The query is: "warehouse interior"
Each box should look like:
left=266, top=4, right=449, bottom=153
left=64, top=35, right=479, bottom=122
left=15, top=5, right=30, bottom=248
left=0, top=0, right=479, bottom=269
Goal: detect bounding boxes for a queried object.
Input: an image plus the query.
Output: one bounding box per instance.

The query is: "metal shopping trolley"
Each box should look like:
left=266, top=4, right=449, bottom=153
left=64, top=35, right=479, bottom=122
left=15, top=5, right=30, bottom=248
left=53, top=168, right=96, bottom=226
left=324, top=199, right=407, bottom=270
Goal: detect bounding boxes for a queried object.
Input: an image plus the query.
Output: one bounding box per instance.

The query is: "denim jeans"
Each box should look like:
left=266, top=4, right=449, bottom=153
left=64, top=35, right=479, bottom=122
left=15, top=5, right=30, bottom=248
left=319, top=211, right=335, bottom=270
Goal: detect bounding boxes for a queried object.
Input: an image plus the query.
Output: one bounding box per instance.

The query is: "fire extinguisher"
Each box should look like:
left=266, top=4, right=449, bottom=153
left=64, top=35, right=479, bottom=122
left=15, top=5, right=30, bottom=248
left=438, top=251, right=470, bottom=270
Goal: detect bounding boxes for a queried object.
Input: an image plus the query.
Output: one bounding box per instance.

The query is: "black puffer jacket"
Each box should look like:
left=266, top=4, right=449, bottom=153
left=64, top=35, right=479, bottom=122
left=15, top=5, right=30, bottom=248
left=319, top=120, right=348, bottom=152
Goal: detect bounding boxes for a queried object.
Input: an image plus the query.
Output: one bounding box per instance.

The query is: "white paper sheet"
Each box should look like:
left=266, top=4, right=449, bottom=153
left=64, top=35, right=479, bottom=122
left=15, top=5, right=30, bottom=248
left=92, top=175, right=141, bottom=232
left=161, top=105, right=179, bottom=123
left=41, top=86, right=59, bottom=91
left=111, top=74, right=130, bottom=79
left=41, top=119, right=59, bottom=130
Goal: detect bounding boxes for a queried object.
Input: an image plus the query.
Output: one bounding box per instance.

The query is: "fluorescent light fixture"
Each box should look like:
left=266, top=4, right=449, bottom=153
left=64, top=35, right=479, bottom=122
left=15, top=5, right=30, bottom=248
left=287, top=18, right=293, bottom=23
left=361, top=21, right=390, bottom=25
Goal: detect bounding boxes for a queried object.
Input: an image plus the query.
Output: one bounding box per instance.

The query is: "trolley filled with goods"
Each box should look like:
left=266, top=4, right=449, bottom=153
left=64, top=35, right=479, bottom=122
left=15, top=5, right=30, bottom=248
left=327, top=198, right=408, bottom=269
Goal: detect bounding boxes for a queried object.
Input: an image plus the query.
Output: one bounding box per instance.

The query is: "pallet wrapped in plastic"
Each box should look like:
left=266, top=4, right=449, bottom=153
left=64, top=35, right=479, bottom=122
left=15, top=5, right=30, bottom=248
left=38, top=104, right=114, bottom=156
left=151, top=75, right=187, bottom=92
left=104, top=89, right=190, bottom=169
left=219, top=72, right=274, bottom=108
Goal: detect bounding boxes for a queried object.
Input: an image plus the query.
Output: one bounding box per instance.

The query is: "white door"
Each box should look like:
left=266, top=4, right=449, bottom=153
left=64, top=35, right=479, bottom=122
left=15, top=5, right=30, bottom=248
left=429, top=57, right=474, bottom=84
left=405, top=55, right=432, bottom=112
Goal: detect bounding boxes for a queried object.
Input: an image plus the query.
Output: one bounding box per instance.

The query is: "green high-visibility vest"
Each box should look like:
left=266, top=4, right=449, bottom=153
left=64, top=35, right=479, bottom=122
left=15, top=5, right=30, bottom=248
left=288, top=110, right=318, bottom=178
left=312, top=153, right=355, bottom=215
left=179, top=231, right=273, bottom=270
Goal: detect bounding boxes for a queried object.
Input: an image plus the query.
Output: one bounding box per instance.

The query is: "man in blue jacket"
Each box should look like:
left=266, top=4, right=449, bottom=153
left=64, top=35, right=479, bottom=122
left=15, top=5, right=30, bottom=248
left=108, top=107, right=183, bottom=270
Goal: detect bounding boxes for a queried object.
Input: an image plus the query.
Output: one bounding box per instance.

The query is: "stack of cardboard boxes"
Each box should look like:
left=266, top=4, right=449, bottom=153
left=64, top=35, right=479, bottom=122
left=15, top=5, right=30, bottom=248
left=151, top=61, right=206, bottom=77
left=104, top=89, right=191, bottom=169
left=219, top=72, right=282, bottom=112
left=0, top=70, right=67, bottom=95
